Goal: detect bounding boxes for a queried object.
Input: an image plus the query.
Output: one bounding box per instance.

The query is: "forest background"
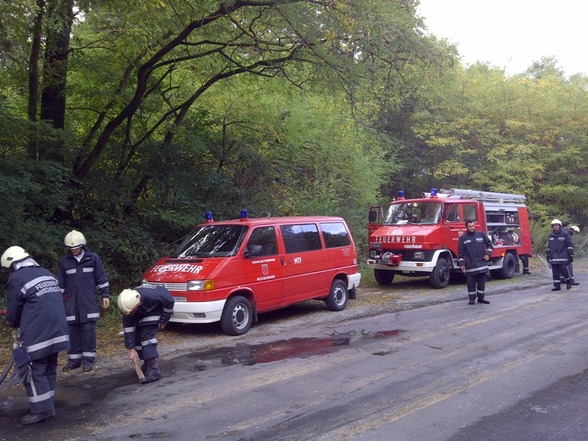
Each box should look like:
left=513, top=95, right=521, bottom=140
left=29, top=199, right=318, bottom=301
left=1, top=0, right=588, bottom=300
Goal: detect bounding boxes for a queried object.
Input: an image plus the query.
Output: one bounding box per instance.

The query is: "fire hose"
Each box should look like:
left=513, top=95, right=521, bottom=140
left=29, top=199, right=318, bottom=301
left=0, top=309, right=18, bottom=386
left=532, top=250, right=551, bottom=269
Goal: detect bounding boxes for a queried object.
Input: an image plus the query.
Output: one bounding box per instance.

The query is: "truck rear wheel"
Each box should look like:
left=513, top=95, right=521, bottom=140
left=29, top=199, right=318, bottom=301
left=374, top=269, right=394, bottom=285
left=429, top=257, right=450, bottom=289
left=492, top=252, right=516, bottom=279
left=220, top=295, right=252, bottom=336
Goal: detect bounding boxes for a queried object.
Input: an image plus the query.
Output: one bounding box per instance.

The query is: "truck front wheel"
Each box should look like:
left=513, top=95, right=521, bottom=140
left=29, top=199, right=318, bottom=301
left=429, top=257, right=450, bottom=289
left=374, top=269, right=394, bottom=285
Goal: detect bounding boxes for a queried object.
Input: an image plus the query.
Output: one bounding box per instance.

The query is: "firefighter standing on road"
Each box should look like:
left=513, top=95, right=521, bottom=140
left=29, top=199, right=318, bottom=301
left=117, top=284, right=175, bottom=383
left=58, top=230, right=110, bottom=372
left=561, top=221, right=580, bottom=286
left=547, top=219, right=574, bottom=291
left=458, top=220, right=493, bottom=305
left=1, top=246, right=70, bottom=425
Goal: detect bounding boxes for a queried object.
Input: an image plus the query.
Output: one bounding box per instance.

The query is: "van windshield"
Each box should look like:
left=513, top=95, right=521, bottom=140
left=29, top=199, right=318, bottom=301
left=383, top=202, right=442, bottom=225
left=171, top=225, right=248, bottom=258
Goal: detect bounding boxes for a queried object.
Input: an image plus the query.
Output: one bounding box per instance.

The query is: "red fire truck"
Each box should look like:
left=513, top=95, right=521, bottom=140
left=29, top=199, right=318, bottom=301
left=367, top=188, right=533, bottom=288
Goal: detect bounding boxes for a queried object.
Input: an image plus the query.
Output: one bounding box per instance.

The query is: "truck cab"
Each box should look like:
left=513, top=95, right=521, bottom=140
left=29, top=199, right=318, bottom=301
left=367, top=188, right=532, bottom=288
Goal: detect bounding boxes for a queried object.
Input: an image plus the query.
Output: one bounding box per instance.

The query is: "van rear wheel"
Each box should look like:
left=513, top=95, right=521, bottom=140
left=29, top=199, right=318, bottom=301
left=220, top=295, right=252, bottom=336
left=325, top=279, right=348, bottom=311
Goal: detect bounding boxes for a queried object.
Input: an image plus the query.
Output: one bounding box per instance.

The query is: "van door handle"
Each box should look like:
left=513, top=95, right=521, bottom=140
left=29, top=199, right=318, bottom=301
left=280, top=257, right=285, bottom=266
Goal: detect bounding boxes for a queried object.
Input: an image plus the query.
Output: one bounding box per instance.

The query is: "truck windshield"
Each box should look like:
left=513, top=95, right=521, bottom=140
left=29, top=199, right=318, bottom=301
left=171, top=225, right=248, bottom=258
left=383, top=202, right=442, bottom=225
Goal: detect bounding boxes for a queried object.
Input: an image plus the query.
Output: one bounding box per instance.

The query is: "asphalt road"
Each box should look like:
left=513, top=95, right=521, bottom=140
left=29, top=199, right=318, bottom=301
left=1, top=263, right=587, bottom=441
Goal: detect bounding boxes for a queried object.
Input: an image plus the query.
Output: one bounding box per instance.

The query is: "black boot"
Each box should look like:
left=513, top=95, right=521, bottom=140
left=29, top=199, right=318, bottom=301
left=21, top=409, right=55, bottom=425
left=571, top=278, right=580, bottom=286
left=468, top=295, right=476, bottom=305
left=566, top=278, right=573, bottom=289
left=62, top=360, right=81, bottom=372
left=552, top=283, right=561, bottom=291
left=523, top=269, right=531, bottom=275
left=141, top=358, right=161, bottom=384
left=478, top=297, right=490, bottom=304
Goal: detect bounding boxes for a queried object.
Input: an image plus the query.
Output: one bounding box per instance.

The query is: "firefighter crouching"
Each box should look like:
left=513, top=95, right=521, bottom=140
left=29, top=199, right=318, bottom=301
left=117, top=284, right=175, bottom=383
left=1, top=246, right=70, bottom=425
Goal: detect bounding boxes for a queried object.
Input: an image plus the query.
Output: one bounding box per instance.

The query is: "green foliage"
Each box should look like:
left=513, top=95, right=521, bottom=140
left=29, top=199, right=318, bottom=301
left=1, top=0, right=588, bottom=293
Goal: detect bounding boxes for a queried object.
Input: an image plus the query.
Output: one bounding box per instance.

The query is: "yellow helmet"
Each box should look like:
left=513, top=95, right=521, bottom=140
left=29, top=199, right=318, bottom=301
left=117, top=289, right=141, bottom=315
left=64, top=230, right=86, bottom=248
left=1, top=246, right=30, bottom=269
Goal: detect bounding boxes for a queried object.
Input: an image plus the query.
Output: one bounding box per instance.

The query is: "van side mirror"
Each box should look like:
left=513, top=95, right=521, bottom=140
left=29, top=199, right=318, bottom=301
left=245, top=244, right=263, bottom=258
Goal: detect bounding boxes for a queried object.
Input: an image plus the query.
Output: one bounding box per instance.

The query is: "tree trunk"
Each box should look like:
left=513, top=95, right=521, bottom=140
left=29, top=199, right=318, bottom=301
left=39, top=0, right=73, bottom=161
left=27, top=0, right=46, bottom=159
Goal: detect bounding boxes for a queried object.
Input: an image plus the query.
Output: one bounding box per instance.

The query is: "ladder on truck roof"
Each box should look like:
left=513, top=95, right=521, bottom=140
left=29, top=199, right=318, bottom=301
left=440, top=188, right=526, bottom=204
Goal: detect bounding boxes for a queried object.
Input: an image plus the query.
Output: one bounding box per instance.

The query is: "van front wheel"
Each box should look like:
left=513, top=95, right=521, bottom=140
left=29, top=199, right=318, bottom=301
left=325, top=279, right=348, bottom=311
left=220, top=295, right=252, bottom=336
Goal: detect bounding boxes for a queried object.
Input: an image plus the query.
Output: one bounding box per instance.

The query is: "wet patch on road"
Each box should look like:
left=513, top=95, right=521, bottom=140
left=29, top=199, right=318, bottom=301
left=174, top=329, right=406, bottom=371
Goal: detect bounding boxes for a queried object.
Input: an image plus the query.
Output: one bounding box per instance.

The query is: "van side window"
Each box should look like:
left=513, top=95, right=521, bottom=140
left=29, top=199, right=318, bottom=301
left=246, top=227, right=278, bottom=257
left=281, top=224, right=322, bottom=253
left=320, top=222, right=351, bottom=248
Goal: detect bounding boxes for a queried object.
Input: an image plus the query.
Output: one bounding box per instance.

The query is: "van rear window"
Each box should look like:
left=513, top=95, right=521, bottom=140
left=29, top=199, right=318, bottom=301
left=172, top=225, right=247, bottom=258
left=281, top=224, right=322, bottom=253
left=320, top=222, right=351, bottom=248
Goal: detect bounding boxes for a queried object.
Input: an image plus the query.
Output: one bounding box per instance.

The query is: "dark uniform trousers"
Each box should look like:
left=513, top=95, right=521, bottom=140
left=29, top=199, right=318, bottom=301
left=25, top=352, right=59, bottom=414
left=67, top=321, right=97, bottom=365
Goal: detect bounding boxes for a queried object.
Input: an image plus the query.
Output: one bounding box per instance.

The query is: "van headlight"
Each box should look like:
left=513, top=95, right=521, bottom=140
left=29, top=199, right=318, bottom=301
left=187, top=280, right=215, bottom=291
left=414, top=251, right=425, bottom=260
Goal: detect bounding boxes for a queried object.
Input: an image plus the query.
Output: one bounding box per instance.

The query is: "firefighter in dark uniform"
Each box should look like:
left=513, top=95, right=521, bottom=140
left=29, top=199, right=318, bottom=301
left=560, top=221, right=580, bottom=286
left=547, top=219, right=573, bottom=291
left=58, top=230, right=110, bottom=372
left=117, top=284, right=175, bottom=383
left=458, top=219, right=494, bottom=305
left=1, top=246, right=70, bottom=425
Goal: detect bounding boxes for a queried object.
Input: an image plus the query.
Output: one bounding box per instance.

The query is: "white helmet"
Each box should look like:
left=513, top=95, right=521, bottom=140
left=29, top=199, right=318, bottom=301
left=571, top=225, right=580, bottom=234
left=1, top=246, right=30, bottom=269
left=117, top=289, right=141, bottom=315
left=551, top=219, right=562, bottom=226
left=64, top=230, right=86, bottom=248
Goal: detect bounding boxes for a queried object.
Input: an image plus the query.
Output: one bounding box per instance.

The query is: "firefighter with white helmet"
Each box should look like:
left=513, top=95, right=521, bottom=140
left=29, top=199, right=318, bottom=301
left=561, top=221, right=580, bottom=286
left=117, top=284, right=175, bottom=383
left=57, top=230, right=111, bottom=372
left=547, top=219, right=574, bottom=291
left=1, top=246, right=70, bottom=425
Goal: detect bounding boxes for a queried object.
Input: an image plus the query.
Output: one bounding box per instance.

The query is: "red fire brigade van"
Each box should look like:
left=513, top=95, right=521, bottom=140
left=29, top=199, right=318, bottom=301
left=367, top=188, right=532, bottom=288
left=141, top=212, right=361, bottom=335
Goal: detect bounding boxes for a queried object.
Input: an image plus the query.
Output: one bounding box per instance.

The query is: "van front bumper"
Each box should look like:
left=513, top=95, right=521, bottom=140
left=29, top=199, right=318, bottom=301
left=169, top=299, right=226, bottom=324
